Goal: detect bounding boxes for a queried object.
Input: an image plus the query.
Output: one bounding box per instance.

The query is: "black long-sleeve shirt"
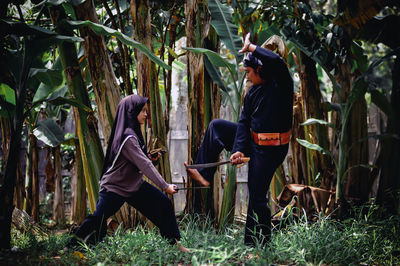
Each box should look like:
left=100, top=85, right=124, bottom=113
left=232, top=46, right=294, bottom=156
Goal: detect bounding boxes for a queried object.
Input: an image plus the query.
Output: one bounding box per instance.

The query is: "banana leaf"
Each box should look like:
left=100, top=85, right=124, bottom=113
left=0, top=83, right=15, bottom=106
left=59, top=19, right=171, bottom=70
left=296, top=138, right=334, bottom=158
left=277, top=184, right=335, bottom=216
left=33, top=118, right=64, bottom=147
left=182, top=47, right=236, bottom=75
left=208, top=0, right=243, bottom=61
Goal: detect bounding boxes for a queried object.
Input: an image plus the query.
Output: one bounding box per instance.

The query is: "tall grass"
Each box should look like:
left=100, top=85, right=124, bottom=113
left=6, top=204, right=400, bottom=265
left=262, top=205, right=400, bottom=265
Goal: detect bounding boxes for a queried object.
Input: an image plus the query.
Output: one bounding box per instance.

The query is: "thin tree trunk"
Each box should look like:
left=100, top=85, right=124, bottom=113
left=71, top=140, right=87, bottom=224
left=99, top=0, right=132, bottom=94
left=0, top=38, right=32, bottom=249
left=53, top=146, right=65, bottom=226
left=0, top=117, right=10, bottom=163
left=164, top=7, right=180, bottom=133
left=14, top=161, right=25, bottom=210
left=49, top=5, right=104, bottom=213
left=290, top=92, right=307, bottom=185
left=114, top=0, right=132, bottom=94
left=376, top=55, right=400, bottom=213
left=24, top=135, right=32, bottom=216
left=24, top=133, right=39, bottom=222
left=75, top=0, right=122, bottom=143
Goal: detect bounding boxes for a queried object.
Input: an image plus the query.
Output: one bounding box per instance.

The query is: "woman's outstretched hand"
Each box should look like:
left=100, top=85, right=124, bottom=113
left=165, top=184, right=178, bottom=195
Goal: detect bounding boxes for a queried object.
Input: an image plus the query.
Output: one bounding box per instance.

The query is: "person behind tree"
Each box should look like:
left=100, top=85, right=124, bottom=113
left=67, top=95, right=189, bottom=252
left=186, top=33, right=293, bottom=246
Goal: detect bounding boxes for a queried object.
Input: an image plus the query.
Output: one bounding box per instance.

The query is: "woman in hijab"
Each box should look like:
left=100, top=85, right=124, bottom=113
left=67, top=95, right=189, bottom=252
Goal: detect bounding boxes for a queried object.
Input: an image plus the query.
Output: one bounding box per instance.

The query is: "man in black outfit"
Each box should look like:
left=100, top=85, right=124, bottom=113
left=186, top=33, right=293, bottom=246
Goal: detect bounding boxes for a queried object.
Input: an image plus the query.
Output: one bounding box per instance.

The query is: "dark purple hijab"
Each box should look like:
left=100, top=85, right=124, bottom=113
left=101, top=94, right=149, bottom=176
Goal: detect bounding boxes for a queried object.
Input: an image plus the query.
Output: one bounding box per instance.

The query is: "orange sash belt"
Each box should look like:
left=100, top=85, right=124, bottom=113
left=251, top=130, right=291, bottom=146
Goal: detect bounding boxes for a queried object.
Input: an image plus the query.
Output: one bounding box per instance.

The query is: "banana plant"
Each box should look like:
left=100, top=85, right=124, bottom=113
left=297, top=48, right=400, bottom=204
left=23, top=55, right=64, bottom=222
left=182, top=0, right=246, bottom=228
left=0, top=16, right=86, bottom=249
left=49, top=4, right=104, bottom=213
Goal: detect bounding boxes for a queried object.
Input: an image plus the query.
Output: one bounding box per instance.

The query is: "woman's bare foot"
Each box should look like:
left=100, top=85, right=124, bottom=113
left=176, top=241, right=190, bottom=253
left=184, top=162, right=210, bottom=187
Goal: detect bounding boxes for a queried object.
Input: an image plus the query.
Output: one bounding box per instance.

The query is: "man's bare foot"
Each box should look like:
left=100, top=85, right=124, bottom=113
left=176, top=241, right=190, bottom=253
left=184, top=162, right=210, bottom=187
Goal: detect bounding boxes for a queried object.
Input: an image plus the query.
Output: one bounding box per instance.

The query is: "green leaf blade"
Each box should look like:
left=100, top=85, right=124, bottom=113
left=60, top=20, right=171, bottom=70
left=208, top=0, right=243, bottom=62
left=33, top=118, right=65, bottom=147
left=296, top=138, right=332, bottom=156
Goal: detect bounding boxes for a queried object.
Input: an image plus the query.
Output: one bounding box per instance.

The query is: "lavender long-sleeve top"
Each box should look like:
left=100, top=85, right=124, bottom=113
left=100, top=134, right=169, bottom=197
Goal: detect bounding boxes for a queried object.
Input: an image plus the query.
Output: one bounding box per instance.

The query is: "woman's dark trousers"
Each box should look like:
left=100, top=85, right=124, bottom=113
left=71, top=181, right=180, bottom=246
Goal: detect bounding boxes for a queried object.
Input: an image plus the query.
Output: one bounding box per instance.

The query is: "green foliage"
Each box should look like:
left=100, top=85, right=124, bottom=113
left=58, top=19, right=171, bottom=70
left=264, top=204, right=400, bottom=265
left=208, top=0, right=243, bottom=61
left=182, top=45, right=244, bottom=121
left=0, top=83, right=15, bottom=106
left=297, top=46, right=399, bottom=201
left=183, top=47, right=236, bottom=75
left=0, top=83, right=16, bottom=118
left=6, top=210, right=400, bottom=265
left=33, top=118, right=65, bottom=147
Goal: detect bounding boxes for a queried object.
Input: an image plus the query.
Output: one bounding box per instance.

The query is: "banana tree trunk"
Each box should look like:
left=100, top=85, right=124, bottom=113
left=24, top=132, right=40, bottom=222
left=74, top=0, right=121, bottom=143
left=0, top=38, right=33, bottom=249
left=332, top=62, right=369, bottom=206
left=49, top=6, right=104, bottom=213
left=185, top=0, right=210, bottom=214
left=71, top=139, right=87, bottom=224
left=376, top=56, right=400, bottom=213
left=163, top=8, right=179, bottom=133
left=131, top=0, right=173, bottom=186
left=113, top=0, right=153, bottom=229
left=202, top=26, right=221, bottom=220
left=53, top=146, right=65, bottom=226
left=0, top=117, right=10, bottom=163
left=14, top=161, right=25, bottom=210
left=128, top=0, right=174, bottom=228
left=290, top=92, right=307, bottom=185
left=100, top=0, right=132, bottom=95
left=298, top=52, right=333, bottom=188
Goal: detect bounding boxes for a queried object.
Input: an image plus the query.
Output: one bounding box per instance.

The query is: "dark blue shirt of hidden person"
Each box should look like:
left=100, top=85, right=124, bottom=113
left=232, top=46, right=293, bottom=156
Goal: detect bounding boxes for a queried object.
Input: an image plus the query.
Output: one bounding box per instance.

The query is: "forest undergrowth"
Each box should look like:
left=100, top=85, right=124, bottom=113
left=2, top=204, right=399, bottom=265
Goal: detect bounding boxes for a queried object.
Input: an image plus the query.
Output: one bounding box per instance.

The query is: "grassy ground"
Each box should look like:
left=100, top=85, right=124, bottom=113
left=3, top=205, right=400, bottom=265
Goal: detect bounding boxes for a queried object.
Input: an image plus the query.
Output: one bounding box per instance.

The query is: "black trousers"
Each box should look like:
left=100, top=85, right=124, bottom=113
left=72, top=181, right=180, bottom=245
left=195, top=119, right=288, bottom=246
